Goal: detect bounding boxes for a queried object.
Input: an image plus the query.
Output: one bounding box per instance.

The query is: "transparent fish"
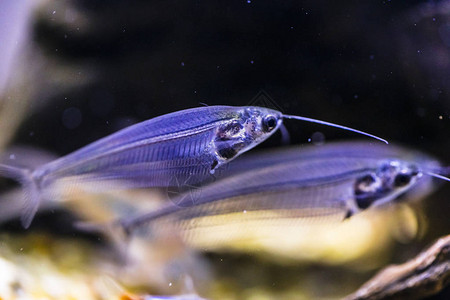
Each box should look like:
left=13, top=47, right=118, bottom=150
left=0, top=106, right=386, bottom=228
left=118, top=143, right=447, bottom=244
left=0, top=106, right=281, bottom=227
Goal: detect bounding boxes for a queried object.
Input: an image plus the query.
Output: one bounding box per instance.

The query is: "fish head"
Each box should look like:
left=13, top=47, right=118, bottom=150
left=353, top=160, right=423, bottom=210
left=212, top=107, right=282, bottom=170
left=240, top=106, right=283, bottom=140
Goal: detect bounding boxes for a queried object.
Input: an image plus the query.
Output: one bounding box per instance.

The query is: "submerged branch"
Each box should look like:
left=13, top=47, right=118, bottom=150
left=346, top=234, right=450, bottom=300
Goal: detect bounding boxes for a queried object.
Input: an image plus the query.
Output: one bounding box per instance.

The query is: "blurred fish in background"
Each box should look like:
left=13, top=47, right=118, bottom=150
left=0, top=0, right=95, bottom=152
left=0, top=0, right=449, bottom=299
left=0, top=0, right=39, bottom=150
left=106, top=142, right=446, bottom=265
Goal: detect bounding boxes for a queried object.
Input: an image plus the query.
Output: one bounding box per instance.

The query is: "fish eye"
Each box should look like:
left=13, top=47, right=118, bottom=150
left=262, top=115, right=277, bottom=132
left=394, top=173, right=411, bottom=187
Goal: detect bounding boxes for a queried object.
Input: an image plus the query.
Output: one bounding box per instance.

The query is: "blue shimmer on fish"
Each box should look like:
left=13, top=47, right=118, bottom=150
left=224, top=141, right=440, bottom=177
left=0, top=106, right=386, bottom=228
left=119, top=143, right=447, bottom=239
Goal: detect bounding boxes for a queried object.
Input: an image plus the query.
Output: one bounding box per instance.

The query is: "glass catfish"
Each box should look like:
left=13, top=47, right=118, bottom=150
left=117, top=142, right=448, bottom=245
left=0, top=106, right=386, bottom=228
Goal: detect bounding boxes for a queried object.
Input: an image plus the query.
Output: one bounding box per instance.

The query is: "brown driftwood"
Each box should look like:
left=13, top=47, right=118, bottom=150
left=345, top=235, right=450, bottom=300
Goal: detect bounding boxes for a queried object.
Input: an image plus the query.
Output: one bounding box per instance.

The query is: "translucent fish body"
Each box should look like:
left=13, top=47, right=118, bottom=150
left=122, top=142, right=441, bottom=243
left=36, top=106, right=281, bottom=193
left=0, top=105, right=282, bottom=227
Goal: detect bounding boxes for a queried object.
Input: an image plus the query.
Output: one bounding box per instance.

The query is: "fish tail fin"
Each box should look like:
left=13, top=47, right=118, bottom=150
left=0, top=163, right=41, bottom=228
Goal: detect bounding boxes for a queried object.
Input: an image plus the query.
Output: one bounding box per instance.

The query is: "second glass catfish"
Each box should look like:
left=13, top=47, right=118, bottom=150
left=0, top=105, right=386, bottom=227
left=116, top=142, right=448, bottom=246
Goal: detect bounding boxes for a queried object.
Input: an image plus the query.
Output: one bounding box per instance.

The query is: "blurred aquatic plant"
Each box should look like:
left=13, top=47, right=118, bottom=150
left=0, top=231, right=210, bottom=299
left=0, top=233, right=116, bottom=300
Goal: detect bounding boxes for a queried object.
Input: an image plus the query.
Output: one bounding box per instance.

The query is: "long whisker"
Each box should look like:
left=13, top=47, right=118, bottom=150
left=282, top=114, right=388, bottom=144
left=425, top=171, right=450, bottom=182
left=431, top=166, right=450, bottom=175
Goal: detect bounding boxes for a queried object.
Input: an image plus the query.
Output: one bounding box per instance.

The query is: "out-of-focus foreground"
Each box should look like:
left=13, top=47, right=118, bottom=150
left=0, top=0, right=449, bottom=299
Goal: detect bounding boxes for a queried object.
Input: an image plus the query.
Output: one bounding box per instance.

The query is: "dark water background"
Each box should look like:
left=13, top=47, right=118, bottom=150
left=19, top=1, right=449, bottom=155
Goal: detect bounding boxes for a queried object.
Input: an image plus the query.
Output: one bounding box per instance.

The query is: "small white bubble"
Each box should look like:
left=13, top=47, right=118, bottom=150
left=247, top=0, right=251, bottom=3
left=243, top=210, right=247, bottom=214
left=439, top=115, right=443, bottom=120
left=52, top=10, right=56, bottom=15
left=311, top=132, right=325, bottom=146
left=169, top=282, right=173, bottom=287
left=20, top=248, right=23, bottom=251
